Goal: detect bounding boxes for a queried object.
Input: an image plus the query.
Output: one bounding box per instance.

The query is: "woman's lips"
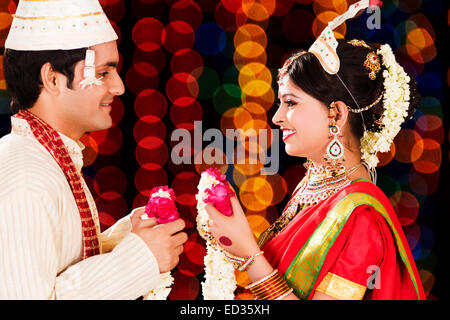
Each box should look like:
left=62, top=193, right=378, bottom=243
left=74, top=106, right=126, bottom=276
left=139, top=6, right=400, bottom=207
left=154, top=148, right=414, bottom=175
left=282, top=129, right=296, bottom=141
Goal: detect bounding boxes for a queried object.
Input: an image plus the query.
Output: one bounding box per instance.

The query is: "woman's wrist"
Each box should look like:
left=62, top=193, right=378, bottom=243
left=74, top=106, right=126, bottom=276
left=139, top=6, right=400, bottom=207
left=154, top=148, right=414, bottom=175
left=246, top=253, right=275, bottom=282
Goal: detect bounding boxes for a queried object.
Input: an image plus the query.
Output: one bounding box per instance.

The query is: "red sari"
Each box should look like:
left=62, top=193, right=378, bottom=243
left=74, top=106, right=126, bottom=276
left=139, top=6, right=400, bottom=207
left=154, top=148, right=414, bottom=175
left=261, top=180, right=426, bottom=300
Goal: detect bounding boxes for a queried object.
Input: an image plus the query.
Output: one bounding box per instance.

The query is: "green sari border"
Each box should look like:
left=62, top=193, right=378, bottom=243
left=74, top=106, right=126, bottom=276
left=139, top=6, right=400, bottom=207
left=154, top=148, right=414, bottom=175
left=283, top=192, right=421, bottom=299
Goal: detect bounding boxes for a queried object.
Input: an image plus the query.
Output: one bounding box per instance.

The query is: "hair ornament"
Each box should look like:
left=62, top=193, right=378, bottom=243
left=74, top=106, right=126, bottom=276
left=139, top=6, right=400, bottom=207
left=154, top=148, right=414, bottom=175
left=277, top=1, right=383, bottom=83
left=360, top=44, right=411, bottom=170
left=348, top=92, right=383, bottom=113
left=364, top=52, right=381, bottom=80
left=347, top=39, right=372, bottom=49
left=308, top=0, right=383, bottom=75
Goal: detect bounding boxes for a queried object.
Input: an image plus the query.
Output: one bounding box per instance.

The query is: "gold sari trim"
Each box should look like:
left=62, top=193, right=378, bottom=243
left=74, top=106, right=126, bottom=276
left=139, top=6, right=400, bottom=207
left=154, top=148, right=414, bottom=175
left=316, top=272, right=366, bottom=300
left=284, top=193, right=385, bottom=299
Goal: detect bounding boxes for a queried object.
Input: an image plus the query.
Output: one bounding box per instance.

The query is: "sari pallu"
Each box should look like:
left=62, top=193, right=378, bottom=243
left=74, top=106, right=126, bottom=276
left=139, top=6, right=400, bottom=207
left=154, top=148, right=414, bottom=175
left=261, top=180, right=426, bottom=300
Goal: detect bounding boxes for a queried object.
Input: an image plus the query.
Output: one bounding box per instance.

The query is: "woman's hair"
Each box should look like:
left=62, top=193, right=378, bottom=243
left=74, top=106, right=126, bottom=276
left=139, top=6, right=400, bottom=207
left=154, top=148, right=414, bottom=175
left=3, top=48, right=87, bottom=114
left=282, top=39, right=420, bottom=140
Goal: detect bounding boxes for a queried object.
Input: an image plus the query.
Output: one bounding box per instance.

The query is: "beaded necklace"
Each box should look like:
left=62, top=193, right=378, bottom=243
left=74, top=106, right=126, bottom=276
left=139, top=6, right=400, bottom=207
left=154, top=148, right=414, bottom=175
left=257, top=160, right=361, bottom=247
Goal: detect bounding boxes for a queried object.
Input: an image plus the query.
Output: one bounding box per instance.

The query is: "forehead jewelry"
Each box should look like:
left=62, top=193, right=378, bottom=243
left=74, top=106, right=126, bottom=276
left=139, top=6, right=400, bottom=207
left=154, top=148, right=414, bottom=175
left=79, top=49, right=104, bottom=89
left=277, top=50, right=307, bottom=85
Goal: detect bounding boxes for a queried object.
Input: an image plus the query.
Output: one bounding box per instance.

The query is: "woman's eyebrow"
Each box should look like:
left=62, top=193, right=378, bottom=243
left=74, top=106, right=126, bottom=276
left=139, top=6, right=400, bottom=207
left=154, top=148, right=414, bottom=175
left=281, top=93, right=301, bottom=99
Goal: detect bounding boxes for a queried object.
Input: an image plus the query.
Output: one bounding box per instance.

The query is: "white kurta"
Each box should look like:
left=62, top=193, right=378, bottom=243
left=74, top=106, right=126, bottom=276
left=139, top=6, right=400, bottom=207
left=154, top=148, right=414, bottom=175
left=0, top=117, right=160, bottom=299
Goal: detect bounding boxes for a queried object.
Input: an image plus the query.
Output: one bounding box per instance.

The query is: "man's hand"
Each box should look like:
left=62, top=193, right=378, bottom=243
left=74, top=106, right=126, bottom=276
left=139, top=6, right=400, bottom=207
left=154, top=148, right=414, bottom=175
left=131, top=209, right=187, bottom=273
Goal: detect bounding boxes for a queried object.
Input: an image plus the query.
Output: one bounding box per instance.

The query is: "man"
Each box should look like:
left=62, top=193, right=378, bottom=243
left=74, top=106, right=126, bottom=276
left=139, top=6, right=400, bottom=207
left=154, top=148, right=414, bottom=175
left=0, top=0, right=187, bottom=299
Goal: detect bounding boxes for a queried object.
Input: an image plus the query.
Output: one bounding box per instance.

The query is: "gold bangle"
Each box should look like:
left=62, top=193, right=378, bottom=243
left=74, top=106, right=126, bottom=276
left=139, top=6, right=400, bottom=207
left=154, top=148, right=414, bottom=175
left=245, top=269, right=278, bottom=289
left=237, top=251, right=264, bottom=272
left=246, top=270, right=292, bottom=300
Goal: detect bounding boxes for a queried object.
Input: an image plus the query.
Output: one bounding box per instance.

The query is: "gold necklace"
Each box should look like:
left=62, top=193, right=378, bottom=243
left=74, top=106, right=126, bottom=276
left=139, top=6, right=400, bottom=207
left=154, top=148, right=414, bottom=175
left=257, top=161, right=361, bottom=247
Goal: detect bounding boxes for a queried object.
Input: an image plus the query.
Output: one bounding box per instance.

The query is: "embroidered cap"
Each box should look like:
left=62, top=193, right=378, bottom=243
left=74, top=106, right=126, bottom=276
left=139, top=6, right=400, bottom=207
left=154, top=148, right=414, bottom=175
left=5, top=0, right=118, bottom=88
left=5, top=0, right=117, bottom=50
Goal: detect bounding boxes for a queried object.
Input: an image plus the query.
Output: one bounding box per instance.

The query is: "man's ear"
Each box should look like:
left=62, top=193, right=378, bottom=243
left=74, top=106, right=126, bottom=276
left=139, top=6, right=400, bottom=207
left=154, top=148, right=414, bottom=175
left=40, top=62, right=61, bottom=95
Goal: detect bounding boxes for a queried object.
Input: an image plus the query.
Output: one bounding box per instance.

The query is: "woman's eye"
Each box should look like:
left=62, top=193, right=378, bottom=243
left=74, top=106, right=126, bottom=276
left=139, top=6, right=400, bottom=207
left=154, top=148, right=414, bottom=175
left=98, top=72, right=109, bottom=77
left=284, top=100, right=297, bottom=107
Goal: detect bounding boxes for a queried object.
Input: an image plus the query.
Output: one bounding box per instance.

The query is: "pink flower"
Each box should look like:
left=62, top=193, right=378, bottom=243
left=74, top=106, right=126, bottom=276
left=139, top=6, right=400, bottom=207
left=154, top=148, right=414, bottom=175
left=145, top=186, right=179, bottom=224
left=204, top=182, right=235, bottom=217
left=150, top=185, right=175, bottom=200
left=205, top=167, right=226, bottom=182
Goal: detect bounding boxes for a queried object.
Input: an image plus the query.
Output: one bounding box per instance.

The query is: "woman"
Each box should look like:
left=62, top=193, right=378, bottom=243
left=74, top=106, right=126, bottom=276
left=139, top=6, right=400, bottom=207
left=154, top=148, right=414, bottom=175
left=205, top=38, right=426, bottom=300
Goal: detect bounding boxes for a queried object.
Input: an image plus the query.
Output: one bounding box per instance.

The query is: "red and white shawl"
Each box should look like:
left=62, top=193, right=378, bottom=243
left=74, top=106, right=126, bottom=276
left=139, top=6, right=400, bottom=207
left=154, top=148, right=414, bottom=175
left=15, top=110, right=100, bottom=259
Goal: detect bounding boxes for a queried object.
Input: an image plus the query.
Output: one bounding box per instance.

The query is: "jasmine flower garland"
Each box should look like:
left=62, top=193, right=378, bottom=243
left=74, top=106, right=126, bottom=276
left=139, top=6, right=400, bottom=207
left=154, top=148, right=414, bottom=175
left=360, top=44, right=411, bottom=169
left=196, top=169, right=237, bottom=300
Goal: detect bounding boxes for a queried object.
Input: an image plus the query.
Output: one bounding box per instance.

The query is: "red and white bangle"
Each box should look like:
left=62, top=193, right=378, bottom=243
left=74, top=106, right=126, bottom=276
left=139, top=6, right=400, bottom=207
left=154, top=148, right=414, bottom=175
left=245, top=269, right=293, bottom=300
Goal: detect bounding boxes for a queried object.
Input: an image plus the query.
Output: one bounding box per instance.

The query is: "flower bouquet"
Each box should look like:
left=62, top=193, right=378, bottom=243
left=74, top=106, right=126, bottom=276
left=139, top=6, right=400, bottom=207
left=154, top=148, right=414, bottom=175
left=196, top=168, right=237, bottom=300
left=142, top=186, right=179, bottom=300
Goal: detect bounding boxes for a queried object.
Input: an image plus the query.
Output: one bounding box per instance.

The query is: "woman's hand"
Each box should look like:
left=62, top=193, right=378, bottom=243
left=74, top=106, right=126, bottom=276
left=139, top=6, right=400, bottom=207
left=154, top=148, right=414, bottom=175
left=205, top=196, right=260, bottom=258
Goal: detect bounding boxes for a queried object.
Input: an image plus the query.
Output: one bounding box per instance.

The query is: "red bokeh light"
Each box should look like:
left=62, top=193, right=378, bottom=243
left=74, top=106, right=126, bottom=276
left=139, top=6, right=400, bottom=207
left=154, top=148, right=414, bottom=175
left=133, top=116, right=167, bottom=142
left=169, top=0, right=203, bottom=30
left=90, top=125, right=123, bottom=156
left=125, top=62, right=159, bottom=95
left=165, top=72, right=199, bottom=104
left=170, top=48, right=204, bottom=79
left=170, top=99, right=203, bottom=130
left=134, top=89, right=168, bottom=119
left=94, top=166, right=128, bottom=196
left=168, top=270, right=200, bottom=300
left=132, top=47, right=167, bottom=72
left=132, top=17, right=164, bottom=52
left=161, top=20, right=195, bottom=54
left=135, top=167, right=169, bottom=195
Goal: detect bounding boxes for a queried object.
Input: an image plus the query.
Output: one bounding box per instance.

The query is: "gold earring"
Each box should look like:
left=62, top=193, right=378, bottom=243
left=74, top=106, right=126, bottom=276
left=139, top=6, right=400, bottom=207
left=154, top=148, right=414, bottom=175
left=325, top=102, right=345, bottom=163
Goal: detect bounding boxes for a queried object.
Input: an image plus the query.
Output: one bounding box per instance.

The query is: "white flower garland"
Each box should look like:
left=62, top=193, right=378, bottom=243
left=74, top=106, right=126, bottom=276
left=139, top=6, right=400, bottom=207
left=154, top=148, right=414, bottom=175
left=196, top=171, right=237, bottom=300
left=360, top=44, right=411, bottom=168
left=143, top=188, right=175, bottom=300
left=143, top=271, right=174, bottom=300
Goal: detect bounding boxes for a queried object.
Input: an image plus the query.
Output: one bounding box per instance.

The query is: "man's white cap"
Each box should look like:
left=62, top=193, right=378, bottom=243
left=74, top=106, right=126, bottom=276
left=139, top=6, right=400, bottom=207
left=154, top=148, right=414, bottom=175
left=5, top=0, right=117, bottom=50
left=5, top=0, right=118, bottom=89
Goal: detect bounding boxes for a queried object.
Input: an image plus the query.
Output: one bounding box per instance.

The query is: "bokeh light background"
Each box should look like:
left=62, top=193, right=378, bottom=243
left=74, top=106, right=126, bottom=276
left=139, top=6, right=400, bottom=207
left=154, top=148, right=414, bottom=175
left=0, top=0, right=446, bottom=300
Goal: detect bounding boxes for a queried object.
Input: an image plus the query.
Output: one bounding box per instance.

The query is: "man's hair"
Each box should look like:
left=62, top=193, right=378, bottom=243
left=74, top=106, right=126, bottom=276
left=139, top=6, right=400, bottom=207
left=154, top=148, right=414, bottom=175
left=3, top=48, right=87, bottom=114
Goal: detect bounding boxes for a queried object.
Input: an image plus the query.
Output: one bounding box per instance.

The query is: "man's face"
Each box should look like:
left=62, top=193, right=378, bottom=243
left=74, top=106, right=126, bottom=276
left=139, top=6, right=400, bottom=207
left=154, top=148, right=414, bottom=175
left=57, top=41, right=124, bottom=139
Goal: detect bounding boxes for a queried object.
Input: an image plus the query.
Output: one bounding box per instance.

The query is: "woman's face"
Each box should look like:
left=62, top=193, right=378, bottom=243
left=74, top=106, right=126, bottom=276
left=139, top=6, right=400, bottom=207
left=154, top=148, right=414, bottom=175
left=272, top=76, right=330, bottom=161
